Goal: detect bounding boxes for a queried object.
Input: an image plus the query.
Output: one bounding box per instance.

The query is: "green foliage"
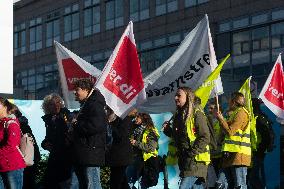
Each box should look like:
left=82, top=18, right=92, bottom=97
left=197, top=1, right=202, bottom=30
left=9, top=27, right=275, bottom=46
left=35, top=153, right=49, bottom=187
left=101, top=166, right=110, bottom=189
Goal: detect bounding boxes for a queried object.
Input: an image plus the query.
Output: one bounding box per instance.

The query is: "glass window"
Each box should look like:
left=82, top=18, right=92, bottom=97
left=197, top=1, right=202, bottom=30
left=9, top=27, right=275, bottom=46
left=271, top=22, right=284, bottom=50
left=167, top=0, right=178, bottom=13
left=130, top=0, right=149, bottom=22
left=232, top=31, right=250, bottom=55
left=14, top=23, right=26, bottom=56
left=64, top=4, right=80, bottom=42
left=154, top=37, right=166, bottom=47
left=46, top=19, right=60, bottom=47
left=252, top=27, right=269, bottom=51
left=168, top=33, right=181, bottom=44
left=233, top=54, right=250, bottom=68
left=106, top=0, right=124, bottom=30
left=140, top=40, right=152, bottom=50
left=272, top=9, right=284, bottom=20
left=156, top=0, right=166, bottom=16
left=185, top=0, right=209, bottom=8
left=219, top=22, right=231, bottom=32
left=84, top=5, right=100, bottom=36
left=29, top=19, right=42, bottom=52
left=185, top=0, right=196, bottom=7
left=251, top=13, right=269, bottom=25
left=233, top=17, right=249, bottom=29
left=252, top=50, right=269, bottom=65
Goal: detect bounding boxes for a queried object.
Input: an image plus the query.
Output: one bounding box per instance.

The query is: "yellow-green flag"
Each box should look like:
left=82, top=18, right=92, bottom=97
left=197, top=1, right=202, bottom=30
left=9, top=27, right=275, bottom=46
left=195, top=54, right=230, bottom=108
left=239, top=76, right=258, bottom=151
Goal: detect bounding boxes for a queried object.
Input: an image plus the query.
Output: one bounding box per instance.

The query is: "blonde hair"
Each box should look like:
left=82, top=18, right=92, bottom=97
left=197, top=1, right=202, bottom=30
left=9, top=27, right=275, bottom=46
left=42, top=93, right=64, bottom=114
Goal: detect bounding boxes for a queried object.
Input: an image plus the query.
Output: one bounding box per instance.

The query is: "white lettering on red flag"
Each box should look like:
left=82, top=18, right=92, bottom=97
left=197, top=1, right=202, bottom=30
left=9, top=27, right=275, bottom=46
left=259, top=54, right=284, bottom=119
left=55, top=41, right=101, bottom=109
left=96, top=21, right=146, bottom=118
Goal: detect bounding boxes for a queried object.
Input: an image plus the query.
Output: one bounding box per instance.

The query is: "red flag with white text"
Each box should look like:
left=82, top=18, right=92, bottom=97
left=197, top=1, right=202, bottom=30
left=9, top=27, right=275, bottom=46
left=96, top=21, right=146, bottom=118
left=54, top=41, right=101, bottom=109
left=259, top=54, right=284, bottom=119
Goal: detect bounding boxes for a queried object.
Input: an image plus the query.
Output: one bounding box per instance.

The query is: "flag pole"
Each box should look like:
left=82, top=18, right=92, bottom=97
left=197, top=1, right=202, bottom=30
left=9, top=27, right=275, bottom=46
left=215, top=92, right=220, bottom=112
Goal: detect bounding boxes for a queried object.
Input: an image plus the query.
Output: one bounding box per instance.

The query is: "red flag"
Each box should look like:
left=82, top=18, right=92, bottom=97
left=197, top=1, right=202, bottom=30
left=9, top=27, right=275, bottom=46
left=259, top=54, right=284, bottom=119
left=96, top=21, right=146, bottom=118
left=55, top=41, right=101, bottom=109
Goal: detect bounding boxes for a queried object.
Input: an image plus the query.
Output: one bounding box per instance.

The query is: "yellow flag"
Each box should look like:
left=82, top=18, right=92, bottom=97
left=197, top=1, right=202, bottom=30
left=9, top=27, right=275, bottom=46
left=195, top=54, right=230, bottom=108
left=239, top=76, right=258, bottom=151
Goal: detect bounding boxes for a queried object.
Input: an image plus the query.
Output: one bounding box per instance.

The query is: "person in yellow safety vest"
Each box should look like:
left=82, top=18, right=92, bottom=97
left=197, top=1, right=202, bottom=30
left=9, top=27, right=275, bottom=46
left=128, top=113, right=160, bottom=189
left=162, top=87, right=210, bottom=189
left=215, top=92, right=251, bottom=189
left=206, top=102, right=225, bottom=189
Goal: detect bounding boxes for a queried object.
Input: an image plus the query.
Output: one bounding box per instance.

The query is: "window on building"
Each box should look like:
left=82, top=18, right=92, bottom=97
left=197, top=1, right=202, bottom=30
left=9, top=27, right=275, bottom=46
left=29, top=18, right=42, bottom=52
left=130, top=0, right=149, bottom=22
left=232, top=31, right=250, bottom=56
left=14, top=23, right=26, bottom=56
left=46, top=19, right=60, bottom=47
left=251, top=13, right=269, bottom=25
left=156, top=0, right=178, bottom=16
left=106, top=0, right=124, bottom=30
left=233, top=17, right=249, bottom=29
left=64, top=4, right=79, bottom=42
left=271, top=21, right=284, bottom=60
left=185, top=0, right=209, bottom=8
left=84, top=0, right=100, bottom=36
left=252, top=26, right=269, bottom=51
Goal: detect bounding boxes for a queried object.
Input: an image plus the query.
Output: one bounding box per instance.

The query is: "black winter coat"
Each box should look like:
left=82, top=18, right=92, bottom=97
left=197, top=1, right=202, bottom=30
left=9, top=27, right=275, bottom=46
left=72, top=89, right=107, bottom=166
left=106, top=116, right=133, bottom=166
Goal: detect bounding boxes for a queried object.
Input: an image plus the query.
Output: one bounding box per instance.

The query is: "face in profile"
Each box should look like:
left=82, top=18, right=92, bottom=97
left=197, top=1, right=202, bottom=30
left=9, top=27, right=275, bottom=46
left=175, top=89, right=187, bottom=108
left=208, top=104, right=216, bottom=114
left=135, top=115, right=143, bottom=125
left=74, top=87, right=89, bottom=102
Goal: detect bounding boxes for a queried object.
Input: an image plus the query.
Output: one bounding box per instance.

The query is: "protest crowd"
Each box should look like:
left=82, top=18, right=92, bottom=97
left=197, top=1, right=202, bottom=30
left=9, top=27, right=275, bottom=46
left=0, top=16, right=281, bottom=189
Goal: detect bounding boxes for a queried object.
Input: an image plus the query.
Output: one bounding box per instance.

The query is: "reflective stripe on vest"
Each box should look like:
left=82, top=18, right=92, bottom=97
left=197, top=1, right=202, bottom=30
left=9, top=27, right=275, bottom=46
left=142, top=127, right=159, bottom=161
left=186, top=109, right=211, bottom=165
left=222, top=107, right=251, bottom=155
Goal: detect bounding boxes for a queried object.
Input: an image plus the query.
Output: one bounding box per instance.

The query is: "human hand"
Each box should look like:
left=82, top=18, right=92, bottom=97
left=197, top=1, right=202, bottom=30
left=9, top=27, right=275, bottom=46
left=161, top=121, right=170, bottom=132
left=130, top=139, right=136, bottom=145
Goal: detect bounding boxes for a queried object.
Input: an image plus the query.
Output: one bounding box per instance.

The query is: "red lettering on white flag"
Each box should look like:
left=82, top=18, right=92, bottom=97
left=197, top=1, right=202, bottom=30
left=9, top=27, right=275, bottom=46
left=259, top=54, right=284, bottom=119
left=96, top=21, right=146, bottom=118
left=103, top=37, right=144, bottom=104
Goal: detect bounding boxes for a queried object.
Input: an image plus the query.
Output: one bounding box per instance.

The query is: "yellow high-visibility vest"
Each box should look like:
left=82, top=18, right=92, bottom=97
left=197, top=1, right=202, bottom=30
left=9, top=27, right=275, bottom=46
left=142, top=127, right=159, bottom=161
left=185, top=109, right=211, bottom=165
left=222, top=107, right=251, bottom=156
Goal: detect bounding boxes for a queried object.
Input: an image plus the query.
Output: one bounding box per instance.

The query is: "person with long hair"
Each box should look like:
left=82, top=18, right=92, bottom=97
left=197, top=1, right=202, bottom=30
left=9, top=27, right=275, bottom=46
left=127, top=113, right=160, bottom=189
left=215, top=92, right=251, bottom=189
left=41, top=93, right=73, bottom=189
left=8, top=104, right=41, bottom=189
left=0, top=97, right=26, bottom=189
left=162, top=87, right=210, bottom=189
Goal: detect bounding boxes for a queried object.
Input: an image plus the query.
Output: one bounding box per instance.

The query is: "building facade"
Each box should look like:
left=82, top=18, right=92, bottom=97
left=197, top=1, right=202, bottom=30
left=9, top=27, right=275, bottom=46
left=13, top=0, right=284, bottom=99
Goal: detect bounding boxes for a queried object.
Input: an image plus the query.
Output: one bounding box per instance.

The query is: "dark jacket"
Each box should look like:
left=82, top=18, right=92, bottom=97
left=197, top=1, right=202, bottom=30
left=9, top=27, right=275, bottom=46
left=41, top=107, right=71, bottom=161
left=106, top=116, right=133, bottom=166
left=164, top=109, right=210, bottom=179
left=72, top=89, right=107, bottom=166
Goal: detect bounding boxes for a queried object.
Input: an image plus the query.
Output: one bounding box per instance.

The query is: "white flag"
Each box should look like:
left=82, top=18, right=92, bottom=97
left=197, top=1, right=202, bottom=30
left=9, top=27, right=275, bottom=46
left=259, top=54, right=284, bottom=119
left=95, top=21, right=146, bottom=118
left=54, top=41, right=101, bottom=109
left=139, top=15, right=223, bottom=113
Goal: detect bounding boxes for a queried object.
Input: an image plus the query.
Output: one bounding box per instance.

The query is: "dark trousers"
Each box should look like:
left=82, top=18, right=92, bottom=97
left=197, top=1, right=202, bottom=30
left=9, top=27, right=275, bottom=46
left=110, top=166, right=130, bottom=189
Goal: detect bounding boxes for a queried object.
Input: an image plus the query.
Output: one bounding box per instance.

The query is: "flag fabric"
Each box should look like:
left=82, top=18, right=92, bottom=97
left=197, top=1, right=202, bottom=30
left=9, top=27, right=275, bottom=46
left=95, top=21, right=146, bottom=118
left=54, top=41, right=101, bottom=109
left=239, top=76, right=257, bottom=151
left=195, top=54, right=230, bottom=108
left=138, top=14, right=223, bottom=113
left=259, top=54, right=284, bottom=119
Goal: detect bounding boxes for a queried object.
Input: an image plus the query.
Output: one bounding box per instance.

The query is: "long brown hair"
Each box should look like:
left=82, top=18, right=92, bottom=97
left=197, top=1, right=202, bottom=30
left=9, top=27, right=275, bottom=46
left=177, top=87, right=195, bottom=120
left=136, top=113, right=155, bottom=130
